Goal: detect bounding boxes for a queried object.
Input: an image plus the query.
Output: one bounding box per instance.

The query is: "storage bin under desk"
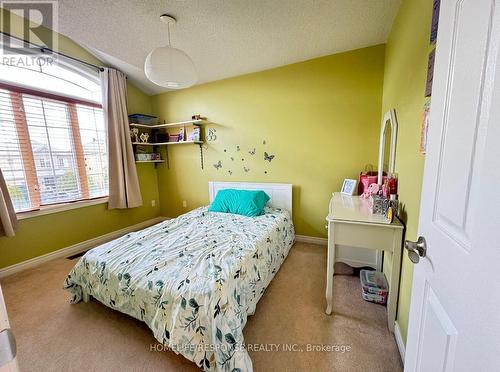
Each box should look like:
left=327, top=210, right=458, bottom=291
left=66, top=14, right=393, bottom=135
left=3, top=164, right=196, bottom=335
left=325, top=193, right=404, bottom=332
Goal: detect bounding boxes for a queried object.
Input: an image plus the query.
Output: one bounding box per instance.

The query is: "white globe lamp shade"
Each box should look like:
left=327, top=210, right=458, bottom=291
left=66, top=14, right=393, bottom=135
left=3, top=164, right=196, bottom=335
left=144, top=46, right=197, bottom=89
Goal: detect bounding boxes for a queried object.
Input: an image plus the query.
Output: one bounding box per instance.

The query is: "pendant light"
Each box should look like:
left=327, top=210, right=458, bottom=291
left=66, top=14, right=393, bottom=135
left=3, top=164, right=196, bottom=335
left=144, top=14, right=197, bottom=89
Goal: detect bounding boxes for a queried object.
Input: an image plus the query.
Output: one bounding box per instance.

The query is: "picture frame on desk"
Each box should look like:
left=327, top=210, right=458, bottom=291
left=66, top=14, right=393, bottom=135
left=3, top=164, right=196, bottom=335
left=341, top=179, right=357, bottom=196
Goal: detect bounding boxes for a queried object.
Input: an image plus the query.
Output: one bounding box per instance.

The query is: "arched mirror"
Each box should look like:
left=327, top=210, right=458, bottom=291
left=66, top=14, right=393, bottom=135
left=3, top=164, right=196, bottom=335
left=377, top=109, right=398, bottom=185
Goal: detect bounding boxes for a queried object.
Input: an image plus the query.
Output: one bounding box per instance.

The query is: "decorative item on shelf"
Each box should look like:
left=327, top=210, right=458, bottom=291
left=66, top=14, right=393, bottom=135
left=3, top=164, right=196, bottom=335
left=135, top=153, right=149, bottom=161
left=187, top=127, right=200, bottom=141
left=139, top=132, right=150, bottom=143
left=341, top=179, right=358, bottom=196
left=155, top=132, right=169, bottom=143
left=168, top=133, right=182, bottom=142
left=191, top=114, right=206, bottom=120
left=206, top=128, right=217, bottom=141
left=166, top=127, right=185, bottom=143
left=135, top=153, right=161, bottom=161
left=130, top=128, right=139, bottom=143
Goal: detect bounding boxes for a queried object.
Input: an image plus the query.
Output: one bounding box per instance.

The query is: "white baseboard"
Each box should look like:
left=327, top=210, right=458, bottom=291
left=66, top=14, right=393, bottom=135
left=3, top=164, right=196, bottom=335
left=0, top=216, right=167, bottom=279
left=295, top=235, right=327, bottom=245
left=394, top=321, right=406, bottom=363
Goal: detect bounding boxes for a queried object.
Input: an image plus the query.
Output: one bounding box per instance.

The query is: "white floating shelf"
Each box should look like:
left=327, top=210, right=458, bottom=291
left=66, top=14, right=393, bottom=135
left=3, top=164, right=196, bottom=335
left=135, top=160, right=165, bottom=163
left=129, top=119, right=205, bottom=129
left=132, top=141, right=203, bottom=146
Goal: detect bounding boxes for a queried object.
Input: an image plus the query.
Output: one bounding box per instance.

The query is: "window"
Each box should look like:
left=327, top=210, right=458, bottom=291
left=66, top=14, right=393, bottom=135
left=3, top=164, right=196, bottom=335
left=0, top=58, right=107, bottom=213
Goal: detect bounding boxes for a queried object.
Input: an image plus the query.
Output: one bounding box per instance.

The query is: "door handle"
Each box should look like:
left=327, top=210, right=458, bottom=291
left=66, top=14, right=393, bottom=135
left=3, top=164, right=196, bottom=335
left=404, top=236, right=427, bottom=264
left=0, top=328, right=17, bottom=367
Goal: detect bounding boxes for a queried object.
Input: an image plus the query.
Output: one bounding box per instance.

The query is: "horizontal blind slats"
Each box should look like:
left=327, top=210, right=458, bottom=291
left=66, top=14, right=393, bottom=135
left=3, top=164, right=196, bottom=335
left=0, top=88, right=108, bottom=212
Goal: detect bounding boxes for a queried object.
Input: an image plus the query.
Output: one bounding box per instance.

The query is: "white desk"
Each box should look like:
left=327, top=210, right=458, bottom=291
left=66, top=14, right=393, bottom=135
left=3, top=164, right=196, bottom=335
left=325, top=193, right=404, bottom=332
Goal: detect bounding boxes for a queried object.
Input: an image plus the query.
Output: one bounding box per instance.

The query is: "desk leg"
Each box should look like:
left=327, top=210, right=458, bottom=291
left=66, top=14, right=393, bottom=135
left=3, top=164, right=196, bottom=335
left=325, top=222, right=335, bottom=315
left=387, top=229, right=403, bottom=332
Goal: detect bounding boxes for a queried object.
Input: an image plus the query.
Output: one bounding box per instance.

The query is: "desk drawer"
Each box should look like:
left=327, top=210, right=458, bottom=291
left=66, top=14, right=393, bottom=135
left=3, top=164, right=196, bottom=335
left=332, top=222, right=398, bottom=252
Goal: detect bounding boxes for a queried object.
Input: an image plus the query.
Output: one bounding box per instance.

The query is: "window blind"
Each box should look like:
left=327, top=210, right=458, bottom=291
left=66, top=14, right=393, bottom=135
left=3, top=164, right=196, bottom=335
left=0, top=87, right=108, bottom=213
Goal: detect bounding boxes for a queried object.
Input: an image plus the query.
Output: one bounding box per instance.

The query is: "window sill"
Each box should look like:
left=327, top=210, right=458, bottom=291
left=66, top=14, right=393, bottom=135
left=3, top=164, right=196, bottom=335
left=17, top=197, right=108, bottom=220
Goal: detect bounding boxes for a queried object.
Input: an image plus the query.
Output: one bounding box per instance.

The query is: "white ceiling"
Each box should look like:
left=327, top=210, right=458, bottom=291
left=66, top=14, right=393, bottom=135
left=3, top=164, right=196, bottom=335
left=55, top=0, right=400, bottom=95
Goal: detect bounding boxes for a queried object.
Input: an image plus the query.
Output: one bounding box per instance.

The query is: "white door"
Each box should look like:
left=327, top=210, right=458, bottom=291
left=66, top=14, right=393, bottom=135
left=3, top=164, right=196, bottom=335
left=404, top=0, right=500, bottom=371
left=0, top=284, right=18, bottom=372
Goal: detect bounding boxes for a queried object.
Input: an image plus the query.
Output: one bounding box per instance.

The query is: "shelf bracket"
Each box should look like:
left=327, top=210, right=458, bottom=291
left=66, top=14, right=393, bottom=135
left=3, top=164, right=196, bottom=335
left=165, top=145, right=170, bottom=169
left=199, top=143, right=204, bottom=170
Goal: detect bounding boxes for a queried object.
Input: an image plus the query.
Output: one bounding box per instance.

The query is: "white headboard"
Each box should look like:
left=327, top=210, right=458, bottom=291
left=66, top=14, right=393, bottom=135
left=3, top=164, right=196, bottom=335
left=208, top=182, right=293, bottom=212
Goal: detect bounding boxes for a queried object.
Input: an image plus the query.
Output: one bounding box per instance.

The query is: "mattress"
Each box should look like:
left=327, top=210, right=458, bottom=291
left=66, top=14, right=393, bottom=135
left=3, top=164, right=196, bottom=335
left=64, top=206, right=295, bottom=371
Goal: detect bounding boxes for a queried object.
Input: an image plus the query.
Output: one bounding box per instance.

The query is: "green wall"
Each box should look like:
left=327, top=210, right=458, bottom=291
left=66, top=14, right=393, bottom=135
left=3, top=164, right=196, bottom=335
left=380, top=0, right=434, bottom=343
left=0, top=10, right=160, bottom=268
left=1, top=2, right=434, bottom=347
left=151, top=45, right=386, bottom=237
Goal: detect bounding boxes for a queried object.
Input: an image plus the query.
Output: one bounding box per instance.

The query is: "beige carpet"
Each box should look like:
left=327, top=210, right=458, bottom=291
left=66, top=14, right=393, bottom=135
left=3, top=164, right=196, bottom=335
left=2, top=242, right=402, bottom=372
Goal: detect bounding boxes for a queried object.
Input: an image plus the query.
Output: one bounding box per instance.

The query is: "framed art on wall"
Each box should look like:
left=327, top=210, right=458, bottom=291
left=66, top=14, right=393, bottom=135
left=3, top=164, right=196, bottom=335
left=425, top=48, right=436, bottom=97
left=430, top=0, right=441, bottom=44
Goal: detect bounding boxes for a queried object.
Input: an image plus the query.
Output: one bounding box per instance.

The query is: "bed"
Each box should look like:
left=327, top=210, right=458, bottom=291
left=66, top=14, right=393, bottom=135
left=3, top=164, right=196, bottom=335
left=64, top=182, right=295, bottom=372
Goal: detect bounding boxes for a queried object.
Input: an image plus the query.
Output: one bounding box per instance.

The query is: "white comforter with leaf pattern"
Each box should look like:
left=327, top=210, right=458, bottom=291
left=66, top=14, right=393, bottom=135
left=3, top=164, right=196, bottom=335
left=64, top=206, right=295, bottom=371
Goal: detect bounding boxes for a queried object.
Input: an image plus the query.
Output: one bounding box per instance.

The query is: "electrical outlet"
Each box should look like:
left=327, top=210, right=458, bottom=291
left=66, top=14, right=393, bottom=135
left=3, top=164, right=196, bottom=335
left=151, top=200, right=156, bottom=207
left=182, top=200, right=187, bottom=208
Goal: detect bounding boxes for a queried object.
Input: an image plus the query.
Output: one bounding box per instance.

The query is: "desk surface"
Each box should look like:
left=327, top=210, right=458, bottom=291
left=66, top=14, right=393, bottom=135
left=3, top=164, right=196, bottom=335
left=327, top=193, right=403, bottom=227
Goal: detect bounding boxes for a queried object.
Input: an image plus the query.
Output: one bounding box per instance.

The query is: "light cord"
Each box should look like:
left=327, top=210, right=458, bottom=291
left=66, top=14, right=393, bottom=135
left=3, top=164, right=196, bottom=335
left=167, top=22, right=171, bottom=47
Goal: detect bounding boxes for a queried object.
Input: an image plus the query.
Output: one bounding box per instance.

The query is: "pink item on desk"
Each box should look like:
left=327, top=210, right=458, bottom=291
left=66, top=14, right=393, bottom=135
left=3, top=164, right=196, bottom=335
left=387, top=175, right=398, bottom=195
left=360, top=183, right=380, bottom=199
left=358, top=171, right=388, bottom=195
left=382, top=183, right=389, bottom=199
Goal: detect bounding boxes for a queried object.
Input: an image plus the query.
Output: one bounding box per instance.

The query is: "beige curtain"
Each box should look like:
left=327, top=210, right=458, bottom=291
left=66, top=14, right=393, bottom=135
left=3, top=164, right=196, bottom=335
left=100, top=68, right=142, bottom=209
left=0, top=168, right=17, bottom=237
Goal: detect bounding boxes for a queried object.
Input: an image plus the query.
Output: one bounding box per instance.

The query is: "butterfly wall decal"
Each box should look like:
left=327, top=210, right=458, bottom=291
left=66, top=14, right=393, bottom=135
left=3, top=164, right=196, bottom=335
left=228, top=170, right=233, bottom=175
left=213, top=160, right=222, bottom=170
left=248, top=148, right=256, bottom=155
left=243, top=167, right=250, bottom=173
left=230, top=157, right=234, bottom=161
left=236, top=145, right=241, bottom=152
left=264, top=152, right=275, bottom=162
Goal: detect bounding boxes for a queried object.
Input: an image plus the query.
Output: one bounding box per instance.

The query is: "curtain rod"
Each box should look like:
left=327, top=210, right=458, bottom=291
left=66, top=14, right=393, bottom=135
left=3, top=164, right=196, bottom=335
left=0, top=31, right=105, bottom=72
